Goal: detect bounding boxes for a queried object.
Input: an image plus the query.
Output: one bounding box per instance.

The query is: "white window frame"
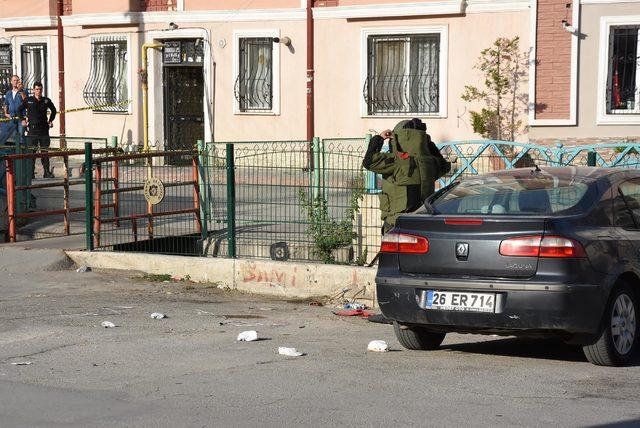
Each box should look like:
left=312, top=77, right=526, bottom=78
left=597, top=15, right=640, bottom=125
left=360, top=26, right=448, bottom=119
left=14, top=36, right=51, bottom=97
left=88, top=34, right=132, bottom=115
left=233, top=29, right=281, bottom=116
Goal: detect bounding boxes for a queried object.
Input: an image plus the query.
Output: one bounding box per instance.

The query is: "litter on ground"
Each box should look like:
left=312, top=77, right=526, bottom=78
left=278, top=347, right=304, bottom=357
left=11, top=362, right=33, bottom=366
left=237, top=330, right=259, bottom=342
left=101, top=321, right=116, bottom=328
left=343, top=302, right=367, bottom=310
left=333, top=309, right=375, bottom=317
left=150, top=312, right=167, bottom=319
left=367, top=340, right=390, bottom=352
left=76, top=266, right=92, bottom=273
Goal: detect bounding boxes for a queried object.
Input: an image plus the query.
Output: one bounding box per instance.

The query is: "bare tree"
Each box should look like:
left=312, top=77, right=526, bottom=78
left=462, top=37, right=529, bottom=143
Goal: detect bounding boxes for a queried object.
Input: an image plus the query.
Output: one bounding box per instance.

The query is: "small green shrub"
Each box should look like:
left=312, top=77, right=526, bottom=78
left=299, top=184, right=364, bottom=264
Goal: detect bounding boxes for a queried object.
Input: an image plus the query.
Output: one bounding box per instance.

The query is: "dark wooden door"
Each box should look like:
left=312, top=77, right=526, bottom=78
left=163, top=66, right=204, bottom=164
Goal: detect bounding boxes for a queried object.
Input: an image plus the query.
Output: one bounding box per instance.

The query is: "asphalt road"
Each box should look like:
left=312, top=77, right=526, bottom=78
left=1, top=246, right=639, bottom=427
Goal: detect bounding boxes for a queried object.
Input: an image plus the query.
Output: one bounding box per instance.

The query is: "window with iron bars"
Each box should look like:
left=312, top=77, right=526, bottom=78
left=365, top=34, right=440, bottom=116
left=0, top=45, right=12, bottom=106
left=21, top=44, right=47, bottom=96
left=83, top=37, right=128, bottom=113
left=607, top=25, right=640, bottom=115
left=235, top=37, right=273, bottom=112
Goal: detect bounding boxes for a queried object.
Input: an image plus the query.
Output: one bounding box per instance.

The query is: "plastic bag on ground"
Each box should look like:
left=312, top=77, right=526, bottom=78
left=101, top=321, right=116, bottom=328
left=343, top=302, right=366, bottom=310
left=278, top=347, right=304, bottom=357
left=150, top=312, right=167, bottom=319
left=237, top=330, right=259, bottom=342
left=76, top=266, right=92, bottom=273
left=367, top=340, right=389, bottom=352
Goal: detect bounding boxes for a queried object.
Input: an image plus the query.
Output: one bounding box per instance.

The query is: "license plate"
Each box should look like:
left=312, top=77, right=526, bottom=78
left=425, top=291, right=495, bottom=313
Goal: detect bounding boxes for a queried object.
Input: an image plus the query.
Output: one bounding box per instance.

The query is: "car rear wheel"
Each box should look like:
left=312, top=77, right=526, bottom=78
left=583, top=285, right=638, bottom=366
left=393, top=322, right=446, bottom=350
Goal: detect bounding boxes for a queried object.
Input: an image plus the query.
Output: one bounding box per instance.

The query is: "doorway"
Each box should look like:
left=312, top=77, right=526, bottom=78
left=162, top=39, right=204, bottom=164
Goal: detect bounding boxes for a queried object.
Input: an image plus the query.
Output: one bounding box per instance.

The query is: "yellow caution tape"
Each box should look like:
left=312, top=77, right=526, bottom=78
left=0, top=100, right=132, bottom=123
left=61, top=100, right=132, bottom=114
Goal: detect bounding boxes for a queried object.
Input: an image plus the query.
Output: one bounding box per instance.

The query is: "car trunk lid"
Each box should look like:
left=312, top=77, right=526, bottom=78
left=396, top=215, right=545, bottom=278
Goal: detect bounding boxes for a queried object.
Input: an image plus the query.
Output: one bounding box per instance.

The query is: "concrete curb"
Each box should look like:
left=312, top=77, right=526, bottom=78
left=65, top=251, right=377, bottom=301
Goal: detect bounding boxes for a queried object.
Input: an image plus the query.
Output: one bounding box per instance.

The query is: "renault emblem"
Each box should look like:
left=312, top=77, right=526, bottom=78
left=456, top=243, right=469, bottom=260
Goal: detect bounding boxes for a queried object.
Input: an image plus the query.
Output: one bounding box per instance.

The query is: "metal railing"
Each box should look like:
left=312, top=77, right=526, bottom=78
left=2, top=144, right=117, bottom=242
left=90, top=147, right=204, bottom=254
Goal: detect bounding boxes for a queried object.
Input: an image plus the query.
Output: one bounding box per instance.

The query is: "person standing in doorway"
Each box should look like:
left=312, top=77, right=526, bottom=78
left=21, top=82, right=57, bottom=178
left=0, top=75, right=28, bottom=146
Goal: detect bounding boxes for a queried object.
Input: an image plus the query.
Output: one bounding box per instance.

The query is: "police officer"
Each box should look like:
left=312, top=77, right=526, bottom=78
left=21, top=82, right=57, bottom=178
left=363, top=118, right=450, bottom=234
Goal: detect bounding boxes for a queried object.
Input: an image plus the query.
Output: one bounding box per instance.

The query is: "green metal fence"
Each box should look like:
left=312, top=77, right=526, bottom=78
left=70, top=137, right=640, bottom=265
left=199, top=139, right=377, bottom=264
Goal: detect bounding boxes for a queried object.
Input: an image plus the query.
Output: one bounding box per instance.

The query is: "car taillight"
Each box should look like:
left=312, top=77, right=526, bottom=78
left=499, top=235, right=586, bottom=258
left=539, top=236, right=587, bottom=258
left=499, top=235, right=541, bottom=257
left=380, top=232, right=429, bottom=254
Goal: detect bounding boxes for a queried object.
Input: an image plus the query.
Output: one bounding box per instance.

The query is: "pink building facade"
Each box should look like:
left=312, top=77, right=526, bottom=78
left=6, top=1, right=634, bottom=149
left=529, top=0, right=640, bottom=146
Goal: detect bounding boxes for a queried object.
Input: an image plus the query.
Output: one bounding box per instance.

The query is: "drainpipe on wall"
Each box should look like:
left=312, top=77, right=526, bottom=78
left=56, top=0, right=66, bottom=149
left=140, top=43, right=164, bottom=153
left=306, top=0, right=315, bottom=170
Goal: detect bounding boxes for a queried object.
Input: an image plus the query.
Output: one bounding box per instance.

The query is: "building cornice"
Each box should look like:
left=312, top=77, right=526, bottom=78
left=62, top=8, right=307, bottom=27
left=18, top=1, right=533, bottom=29
left=465, top=0, right=530, bottom=13
left=0, top=16, right=57, bottom=29
left=581, top=0, right=640, bottom=4
left=313, top=1, right=464, bottom=19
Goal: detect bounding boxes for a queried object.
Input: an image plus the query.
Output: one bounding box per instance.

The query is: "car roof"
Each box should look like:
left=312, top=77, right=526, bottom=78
left=487, top=166, right=631, bottom=181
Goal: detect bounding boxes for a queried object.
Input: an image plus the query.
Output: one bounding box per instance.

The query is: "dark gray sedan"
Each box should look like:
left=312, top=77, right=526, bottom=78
left=377, top=167, right=639, bottom=366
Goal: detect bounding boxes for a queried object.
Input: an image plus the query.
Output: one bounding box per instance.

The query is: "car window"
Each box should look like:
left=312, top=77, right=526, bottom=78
left=615, top=179, right=640, bottom=229
left=433, top=173, right=592, bottom=215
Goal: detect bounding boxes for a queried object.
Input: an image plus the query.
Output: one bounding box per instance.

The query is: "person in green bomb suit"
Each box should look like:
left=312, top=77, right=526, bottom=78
left=363, top=118, right=451, bottom=234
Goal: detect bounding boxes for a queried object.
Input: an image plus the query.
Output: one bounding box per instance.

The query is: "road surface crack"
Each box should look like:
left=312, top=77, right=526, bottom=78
left=2, top=342, right=80, bottom=362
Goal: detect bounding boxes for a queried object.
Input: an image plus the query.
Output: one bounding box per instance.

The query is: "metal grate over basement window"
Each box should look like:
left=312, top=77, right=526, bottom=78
left=84, top=37, right=128, bottom=113
left=235, top=37, right=273, bottom=112
left=364, top=34, right=440, bottom=116
left=607, top=25, right=640, bottom=115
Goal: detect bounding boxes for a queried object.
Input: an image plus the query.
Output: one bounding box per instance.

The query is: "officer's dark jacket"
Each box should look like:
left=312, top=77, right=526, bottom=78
left=363, top=127, right=450, bottom=226
left=20, top=96, right=57, bottom=130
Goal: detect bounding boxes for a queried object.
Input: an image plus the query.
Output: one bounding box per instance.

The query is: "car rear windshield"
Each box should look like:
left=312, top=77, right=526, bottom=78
left=431, top=173, right=594, bottom=215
